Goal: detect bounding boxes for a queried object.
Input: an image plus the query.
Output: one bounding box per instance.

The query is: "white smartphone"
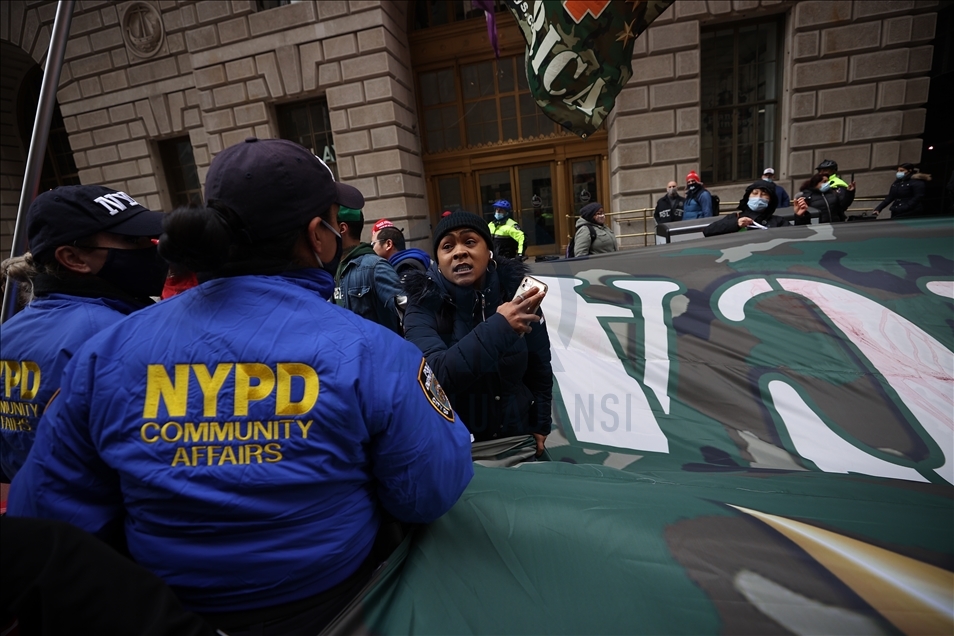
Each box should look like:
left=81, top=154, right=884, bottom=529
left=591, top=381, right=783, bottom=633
left=517, top=275, right=548, bottom=311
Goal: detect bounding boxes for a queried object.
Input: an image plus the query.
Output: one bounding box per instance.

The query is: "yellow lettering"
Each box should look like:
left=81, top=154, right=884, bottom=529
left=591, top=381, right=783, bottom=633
left=296, top=419, right=313, bottom=439
left=3, top=361, right=21, bottom=398
left=275, top=363, right=319, bottom=415
left=218, top=445, right=237, bottom=465
left=141, top=422, right=160, bottom=443
left=206, top=445, right=221, bottom=465
left=246, top=444, right=263, bottom=463
left=264, top=442, right=283, bottom=463
left=234, top=420, right=252, bottom=441
left=191, top=445, right=205, bottom=466
left=171, top=447, right=190, bottom=466
left=283, top=420, right=292, bottom=438
left=233, top=363, right=275, bottom=416
left=238, top=445, right=246, bottom=463
left=144, top=364, right=189, bottom=418
left=160, top=421, right=183, bottom=443
left=20, top=361, right=41, bottom=400
left=210, top=421, right=233, bottom=442
left=252, top=420, right=271, bottom=440
left=192, top=364, right=232, bottom=417
left=184, top=421, right=209, bottom=443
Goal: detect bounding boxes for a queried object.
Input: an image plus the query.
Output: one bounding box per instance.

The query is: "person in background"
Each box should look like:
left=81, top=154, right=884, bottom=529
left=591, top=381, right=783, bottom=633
left=372, top=225, right=431, bottom=280
left=682, top=171, right=713, bottom=219
left=8, top=137, right=473, bottom=635
left=370, top=218, right=395, bottom=243
left=487, top=200, right=525, bottom=260
left=335, top=206, right=404, bottom=334
left=573, top=202, right=618, bottom=257
left=703, top=180, right=809, bottom=237
left=761, top=168, right=791, bottom=208
left=403, top=211, right=552, bottom=458
left=654, top=181, right=684, bottom=223
left=799, top=173, right=855, bottom=223
left=0, top=185, right=166, bottom=482
left=874, top=163, right=930, bottom=219
left=815, top=159, right=856, bottom=198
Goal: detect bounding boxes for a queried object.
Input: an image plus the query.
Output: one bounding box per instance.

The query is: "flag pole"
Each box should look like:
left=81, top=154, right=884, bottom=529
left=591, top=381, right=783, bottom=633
left=1, top=0, right=76, bottom=323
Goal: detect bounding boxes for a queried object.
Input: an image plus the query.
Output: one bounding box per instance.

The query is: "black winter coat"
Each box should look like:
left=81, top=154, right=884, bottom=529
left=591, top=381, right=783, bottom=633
left=875, top=173, right=928, bottom=218
left=804, top=187, right=855, bottom=223
left=402, top=258, right=552, bottom=441
left=703, top=179, right=809, bottom=237
left=653, top=193, right=684, bottom=223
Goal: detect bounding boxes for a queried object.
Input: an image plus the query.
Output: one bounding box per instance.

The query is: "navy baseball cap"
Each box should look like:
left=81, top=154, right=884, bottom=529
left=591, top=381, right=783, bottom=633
left=204, top=137, right=364, bottom=240
left=27, top=185, right=164, bottom=262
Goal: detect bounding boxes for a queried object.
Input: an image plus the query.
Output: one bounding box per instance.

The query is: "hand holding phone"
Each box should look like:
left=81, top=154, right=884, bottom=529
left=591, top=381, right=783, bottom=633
left=516, top=275, right=548, bottom=312
left=499, top=276, right=548, bottom=334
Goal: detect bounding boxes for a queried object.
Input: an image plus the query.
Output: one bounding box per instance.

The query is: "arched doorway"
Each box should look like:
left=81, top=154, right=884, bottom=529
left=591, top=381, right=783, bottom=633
left=0, top=40, right=78, bottom=254
left=409, top=2, right=610, bottom=257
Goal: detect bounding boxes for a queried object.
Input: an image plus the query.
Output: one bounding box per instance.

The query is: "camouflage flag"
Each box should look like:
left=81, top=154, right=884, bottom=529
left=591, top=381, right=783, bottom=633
left=504, top=0, right=674, bottom=138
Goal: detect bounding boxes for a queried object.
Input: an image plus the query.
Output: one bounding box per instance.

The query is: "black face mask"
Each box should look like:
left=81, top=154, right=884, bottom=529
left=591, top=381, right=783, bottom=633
left=97, top=245, right=169, bottom=299
left=686, top=183, right=700, bottom=195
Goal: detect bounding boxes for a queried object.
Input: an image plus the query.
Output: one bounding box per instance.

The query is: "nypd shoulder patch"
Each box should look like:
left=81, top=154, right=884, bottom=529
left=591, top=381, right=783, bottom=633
left=418, top=360, right=454, bottom=422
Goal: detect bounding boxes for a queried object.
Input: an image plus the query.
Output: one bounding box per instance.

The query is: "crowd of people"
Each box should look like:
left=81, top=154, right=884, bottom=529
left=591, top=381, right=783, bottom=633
left=653, top=159, right=929, bottom=236
left=0, top=133, right=936, bottom=632
left=0, top=137, right=551, bottom=634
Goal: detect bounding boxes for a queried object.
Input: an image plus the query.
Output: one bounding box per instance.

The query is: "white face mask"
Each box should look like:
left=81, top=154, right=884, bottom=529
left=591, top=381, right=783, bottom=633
left=763, top=176, right=773, bottom=182
left=819, top=182, right=831, bottom=193
left=494, top=212, right=505, bottom=220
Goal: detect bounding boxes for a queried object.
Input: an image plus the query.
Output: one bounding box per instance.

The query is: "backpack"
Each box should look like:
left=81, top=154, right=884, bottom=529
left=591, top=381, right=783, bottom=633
left=710, top=193, right=720, bottom=216
left=566, top=224, right=597, bottom=258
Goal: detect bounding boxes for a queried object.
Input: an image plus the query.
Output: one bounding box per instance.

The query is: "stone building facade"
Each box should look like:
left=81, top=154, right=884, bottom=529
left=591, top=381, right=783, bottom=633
left=0, top=0, right=941, bottom=255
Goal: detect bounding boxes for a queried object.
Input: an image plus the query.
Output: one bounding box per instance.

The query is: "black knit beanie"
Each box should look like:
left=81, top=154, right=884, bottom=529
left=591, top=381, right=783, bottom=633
left=432, top=210, right=494, bottom=256
left=580, top=202, right=603, bottom=222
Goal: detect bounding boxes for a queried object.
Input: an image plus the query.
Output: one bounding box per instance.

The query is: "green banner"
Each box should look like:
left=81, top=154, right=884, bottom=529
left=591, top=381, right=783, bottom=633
left=504, top=0, right=675, bottom=137
left=325, top=219, right=954, bottom=634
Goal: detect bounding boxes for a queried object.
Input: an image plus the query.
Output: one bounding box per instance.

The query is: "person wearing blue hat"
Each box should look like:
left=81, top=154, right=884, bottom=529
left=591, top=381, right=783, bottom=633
left=487, top=199, right=526, bottom=260
left=8, top=138, right=473, bottom=635
left=0, top=185, right=167, bottom=481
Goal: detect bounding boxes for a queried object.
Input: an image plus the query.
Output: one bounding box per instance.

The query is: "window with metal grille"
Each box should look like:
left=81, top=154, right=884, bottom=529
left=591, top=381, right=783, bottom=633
left=276, top=99, right=338, bottom=179
left=419, top=54, right=558, bottom=153
left=700, top=18, right=783, bottom=185
left=158, top=137, right=202, bottom=208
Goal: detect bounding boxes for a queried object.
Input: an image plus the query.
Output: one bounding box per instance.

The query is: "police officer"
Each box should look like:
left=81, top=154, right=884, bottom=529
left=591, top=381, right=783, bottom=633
left=487, top=200, right=526, bottom=260
left=0, top=185, right=167, bottom=481
left=8, top=138, right=474, bottom=635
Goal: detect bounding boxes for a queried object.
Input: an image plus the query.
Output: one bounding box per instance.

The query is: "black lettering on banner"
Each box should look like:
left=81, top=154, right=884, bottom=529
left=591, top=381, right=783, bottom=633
left=418, top=359, right=454, bottom=422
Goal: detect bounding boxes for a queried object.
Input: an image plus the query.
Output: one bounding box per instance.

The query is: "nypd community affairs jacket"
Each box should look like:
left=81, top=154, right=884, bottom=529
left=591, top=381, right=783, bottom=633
left=9, top=268, right=474, bottom=614
left=0, top=292, right=140, bottom=481
left=402, top=258, right=552, bottom=442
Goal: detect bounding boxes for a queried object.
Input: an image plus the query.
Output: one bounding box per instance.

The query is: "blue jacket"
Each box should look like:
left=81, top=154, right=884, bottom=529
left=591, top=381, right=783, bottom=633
left=1, top=293, right=139, bottom=481
left=774, top=184, right=792, bottom=208
left=335, top=244, right=403, bottom=334
left=9, top=268, right=473, bottom=613
left=402, top=259, right=552, bottom=441
left=683, top=189, right=713, bottom=219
